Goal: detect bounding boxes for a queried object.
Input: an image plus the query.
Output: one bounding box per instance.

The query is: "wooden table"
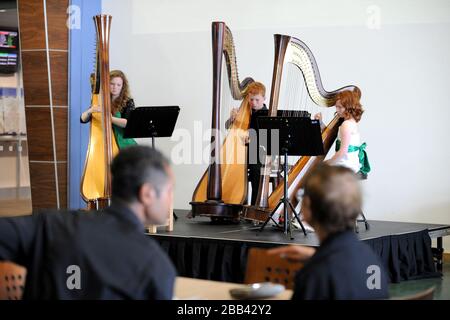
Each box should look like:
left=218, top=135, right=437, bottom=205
left=174, top=277, right=292, bottom=300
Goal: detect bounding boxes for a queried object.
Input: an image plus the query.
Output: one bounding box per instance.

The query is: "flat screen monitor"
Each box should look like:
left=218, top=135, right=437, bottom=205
left=0, top=28, right=19, bottom=74
left=0, top=29, right=18, bottom=49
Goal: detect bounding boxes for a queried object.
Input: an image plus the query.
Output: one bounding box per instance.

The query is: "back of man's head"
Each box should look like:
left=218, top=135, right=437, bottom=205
left=304, top=165, right=362, bottom=234
left=111, top=146, right=169, bottom=203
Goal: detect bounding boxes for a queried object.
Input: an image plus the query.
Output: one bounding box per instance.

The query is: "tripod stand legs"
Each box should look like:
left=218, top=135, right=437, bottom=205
left=359, top=212, right=370, bottom=230
left=258, top=200, right=283, bottom=232
left=258, top=150, right=307, bottom=238
left=355, top=211, right=370, bottom=233
left=258, top=198, right=307, bottom=237
left=287, top=201, right=307, bottom=236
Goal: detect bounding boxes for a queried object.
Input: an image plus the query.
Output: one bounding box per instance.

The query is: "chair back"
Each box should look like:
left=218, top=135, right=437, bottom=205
left=244, top=247, right=303, bottom=290
left=0, top=262, right=26, bottom=300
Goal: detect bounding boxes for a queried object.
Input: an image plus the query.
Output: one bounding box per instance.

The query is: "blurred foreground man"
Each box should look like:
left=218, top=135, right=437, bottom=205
left=269, top=165, right=389, bottom=300
left=0, top=146, right=176, bottom=299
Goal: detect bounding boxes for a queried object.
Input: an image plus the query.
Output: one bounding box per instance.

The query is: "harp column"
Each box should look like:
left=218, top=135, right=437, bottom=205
left=206, top=21, right=224, bottom=202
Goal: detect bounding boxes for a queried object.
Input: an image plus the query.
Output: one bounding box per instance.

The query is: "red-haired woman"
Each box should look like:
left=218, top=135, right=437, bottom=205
left=80, top=70, right=137, bottom=149
left=316, top=88, right=370, bottom=176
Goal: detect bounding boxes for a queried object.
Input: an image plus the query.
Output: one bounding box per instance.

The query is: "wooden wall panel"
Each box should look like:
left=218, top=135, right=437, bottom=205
left=46, top=0, right=69, bottom=50
left=21, top=51, right=50, bottom=105
left=53, top=107, right=68, bottom=162
left=28, top=162, right=57, bottom=209
left=49, top=51, right=68, bottom=106
left=24, top=107, right=53, bottom=161
left=19, top=0, right=69, bottom=210
left=57, top=162, right=67, bottom=208
left=17, top=0, right=46, bottom=50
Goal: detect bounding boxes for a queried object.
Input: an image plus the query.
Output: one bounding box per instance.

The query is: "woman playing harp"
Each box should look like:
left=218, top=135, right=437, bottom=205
left=81, top=70, right=137, bottom=149
left=316, top=88, right=370, bottom=177
left=242, top=34, right=360, bottom=225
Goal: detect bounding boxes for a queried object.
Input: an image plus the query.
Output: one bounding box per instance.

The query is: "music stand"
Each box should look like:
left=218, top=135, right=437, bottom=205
left=124, top=106, right=180, bottom=220
left=124, top=106, right=180, bottom=149
left=256, top=116, right=324, bottom=239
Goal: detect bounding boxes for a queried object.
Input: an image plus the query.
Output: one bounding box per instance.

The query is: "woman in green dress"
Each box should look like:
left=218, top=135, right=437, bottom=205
left=80, top=70, right=137, bottom=149
left=315, top=88, right=370, bottom=177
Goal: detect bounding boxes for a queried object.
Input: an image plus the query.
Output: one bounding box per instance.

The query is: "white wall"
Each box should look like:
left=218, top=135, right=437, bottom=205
left=102, top=0, right=450, bottom=250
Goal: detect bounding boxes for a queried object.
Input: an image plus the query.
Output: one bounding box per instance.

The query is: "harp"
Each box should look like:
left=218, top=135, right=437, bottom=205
left=242, top=34, right=359, bottom=222
left=80, top=15, right=119, bottom=210
left=190, top=22, right=254, bottom=221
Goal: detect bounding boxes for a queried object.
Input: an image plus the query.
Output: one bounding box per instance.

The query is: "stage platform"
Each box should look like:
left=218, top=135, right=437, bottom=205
left=148, top=210, right=450, bottom=284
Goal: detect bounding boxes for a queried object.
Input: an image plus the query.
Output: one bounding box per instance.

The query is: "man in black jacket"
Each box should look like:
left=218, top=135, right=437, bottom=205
left=0, top=146, right=176, bottom=299
left=269, top=165, right=389, bottom=300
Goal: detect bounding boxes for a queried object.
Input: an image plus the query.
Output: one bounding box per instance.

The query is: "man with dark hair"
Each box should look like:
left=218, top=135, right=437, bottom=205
left=269, top=165, right=389, bottom=300
left=0, top=146, right=176, bottom=299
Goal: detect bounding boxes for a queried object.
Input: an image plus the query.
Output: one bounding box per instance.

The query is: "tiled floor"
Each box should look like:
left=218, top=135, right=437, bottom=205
left=389, top=261, right=449, bottom=300
left=0, top=198, right=32, bottom=217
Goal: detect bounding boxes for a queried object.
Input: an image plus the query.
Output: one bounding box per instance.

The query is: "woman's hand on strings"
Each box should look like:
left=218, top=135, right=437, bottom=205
left=239, top=132, right=250, bottom=145
left=243, top=132, right=250, bottom=144
left=314, top=112, right=326, bottom=130
left=88, top=105, right=101, bottom=114
left=314, top=112, right=322, bottom=121
left=230, top=108, right=239, bottom=122
left=81, top=105, right=101, bottom=122
left=266, top=245, right=316, bottom=263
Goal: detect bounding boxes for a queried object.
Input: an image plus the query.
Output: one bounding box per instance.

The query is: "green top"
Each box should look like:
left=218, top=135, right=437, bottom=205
left=113, top=111, right=137, bottom=149
left=335, top=139, right=371, bottom=175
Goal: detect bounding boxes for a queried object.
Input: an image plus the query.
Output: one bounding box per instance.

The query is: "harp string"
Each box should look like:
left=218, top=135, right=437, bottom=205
left=220, top=59, right=242, bottom=164
left=279, top=61, right=337, bottom=155
left=277, top=62, right=311, bottom=167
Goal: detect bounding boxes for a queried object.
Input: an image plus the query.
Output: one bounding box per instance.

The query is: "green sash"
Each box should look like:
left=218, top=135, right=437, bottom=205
left=335, top=139, right=371, bottom=174
left=113, top=111, right=137, bottom=149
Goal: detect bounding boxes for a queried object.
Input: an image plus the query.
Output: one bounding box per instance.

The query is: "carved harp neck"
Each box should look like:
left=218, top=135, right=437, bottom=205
left=292, top=36, right=358, bottom=105
left=220, top=22, right=254, bottom=100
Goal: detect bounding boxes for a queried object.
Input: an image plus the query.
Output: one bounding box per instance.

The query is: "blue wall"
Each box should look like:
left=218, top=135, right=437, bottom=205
left=68, top=0, right=101, bottom=209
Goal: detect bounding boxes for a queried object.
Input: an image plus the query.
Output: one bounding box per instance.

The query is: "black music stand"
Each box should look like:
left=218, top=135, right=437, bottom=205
left=256, top=116, right=324, bottom=239
left=124, top=106, right=180, bottom=149
left=124, top=106, right=180, bottom=220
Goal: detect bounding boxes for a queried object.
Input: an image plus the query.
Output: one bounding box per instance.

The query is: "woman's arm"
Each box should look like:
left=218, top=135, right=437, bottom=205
left=112, top=99, right=135, bottom=128
left=80, top=106, right=100, bottom=123
left=313, top=112, right=326, bottom=130
left=326, top=121, right=352, bottom=165
left=111, top=116, right=127, bottom=128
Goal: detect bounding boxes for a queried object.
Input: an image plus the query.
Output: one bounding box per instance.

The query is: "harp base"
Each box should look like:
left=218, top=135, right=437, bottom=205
left=241, top=205, right=272, bottom=223
left=190, top=200, right=241, bottom=222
